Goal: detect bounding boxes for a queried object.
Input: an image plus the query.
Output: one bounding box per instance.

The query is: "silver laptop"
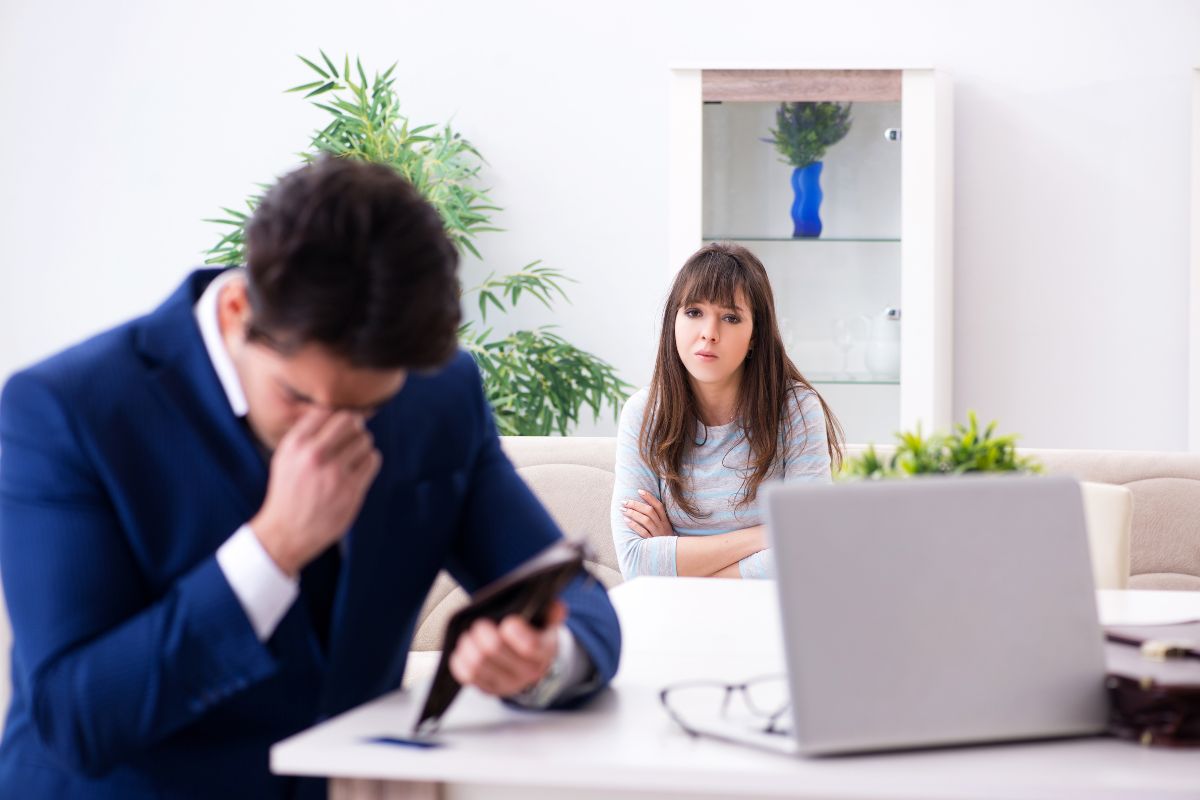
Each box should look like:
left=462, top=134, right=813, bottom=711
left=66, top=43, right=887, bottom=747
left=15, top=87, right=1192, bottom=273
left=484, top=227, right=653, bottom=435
left=672, top=475, right=1109, bottom=756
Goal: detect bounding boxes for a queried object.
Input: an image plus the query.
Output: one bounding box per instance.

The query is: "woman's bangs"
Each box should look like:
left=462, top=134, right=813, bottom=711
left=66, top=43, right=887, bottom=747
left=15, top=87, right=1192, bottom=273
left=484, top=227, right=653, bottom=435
left=680, top=253, right=745, bottom=311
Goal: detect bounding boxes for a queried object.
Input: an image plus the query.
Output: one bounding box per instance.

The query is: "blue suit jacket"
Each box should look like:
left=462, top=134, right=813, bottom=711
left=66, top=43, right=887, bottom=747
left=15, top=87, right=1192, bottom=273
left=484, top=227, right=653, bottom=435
left=0, top=269, right=621, bottom=798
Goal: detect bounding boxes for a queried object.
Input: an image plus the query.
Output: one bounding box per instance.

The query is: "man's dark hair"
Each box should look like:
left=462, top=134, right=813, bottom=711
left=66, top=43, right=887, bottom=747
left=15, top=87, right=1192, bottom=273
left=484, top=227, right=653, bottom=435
left=243, top=156, right=461, bottom=370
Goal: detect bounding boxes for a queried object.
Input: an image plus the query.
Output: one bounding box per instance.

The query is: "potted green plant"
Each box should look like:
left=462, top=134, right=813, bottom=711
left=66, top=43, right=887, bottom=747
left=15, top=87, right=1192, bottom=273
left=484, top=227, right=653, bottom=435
left=762, top=102, right=852, bottom=238
left=206, top=52, right=631, bottom=436
left=839, top=412, right=1042, bottom=479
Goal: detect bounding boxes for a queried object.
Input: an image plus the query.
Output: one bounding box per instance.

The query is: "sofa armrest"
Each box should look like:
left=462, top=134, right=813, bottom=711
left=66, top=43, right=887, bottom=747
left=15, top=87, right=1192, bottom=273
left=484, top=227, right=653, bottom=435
left=1079, top=481, right=1132, bottom=590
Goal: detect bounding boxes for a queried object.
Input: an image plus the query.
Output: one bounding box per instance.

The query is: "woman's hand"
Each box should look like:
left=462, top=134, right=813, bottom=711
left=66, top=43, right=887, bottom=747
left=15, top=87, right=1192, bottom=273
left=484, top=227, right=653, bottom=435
left=622, top=489, right=674, bottom=538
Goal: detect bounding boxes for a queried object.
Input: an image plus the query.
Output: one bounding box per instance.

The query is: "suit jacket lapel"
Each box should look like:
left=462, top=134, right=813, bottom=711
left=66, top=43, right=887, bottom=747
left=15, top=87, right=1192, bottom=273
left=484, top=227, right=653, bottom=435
left=134, top=270, right=269, bottom=522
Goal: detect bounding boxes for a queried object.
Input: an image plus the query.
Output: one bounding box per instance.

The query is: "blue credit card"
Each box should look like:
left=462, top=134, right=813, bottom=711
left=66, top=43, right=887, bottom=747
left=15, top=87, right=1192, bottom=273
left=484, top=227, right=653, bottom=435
left=366, top=735, right=446, bottom=750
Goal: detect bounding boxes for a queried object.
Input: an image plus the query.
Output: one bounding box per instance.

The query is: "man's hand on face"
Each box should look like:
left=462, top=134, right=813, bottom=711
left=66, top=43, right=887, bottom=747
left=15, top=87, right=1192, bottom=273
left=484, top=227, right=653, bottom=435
left=448, top=600, right=568, bottom=698
left=251, top=407, right=382, bottom=576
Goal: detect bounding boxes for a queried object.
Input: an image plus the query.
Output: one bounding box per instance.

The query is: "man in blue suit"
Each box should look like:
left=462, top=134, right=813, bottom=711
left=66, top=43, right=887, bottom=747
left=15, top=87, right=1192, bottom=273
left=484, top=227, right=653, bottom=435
left=0, top=157, right=621, bottom=797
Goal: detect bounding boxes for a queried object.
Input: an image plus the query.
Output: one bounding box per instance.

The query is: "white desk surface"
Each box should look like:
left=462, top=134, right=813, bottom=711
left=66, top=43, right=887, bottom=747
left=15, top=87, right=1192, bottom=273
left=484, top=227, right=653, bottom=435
left=272, top=579, right=1200, bottom=800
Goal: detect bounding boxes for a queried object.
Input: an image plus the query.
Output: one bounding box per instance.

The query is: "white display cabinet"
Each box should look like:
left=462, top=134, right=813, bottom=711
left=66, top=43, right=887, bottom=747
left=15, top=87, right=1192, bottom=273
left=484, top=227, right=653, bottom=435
left=669, top=68, right=953, bottom=444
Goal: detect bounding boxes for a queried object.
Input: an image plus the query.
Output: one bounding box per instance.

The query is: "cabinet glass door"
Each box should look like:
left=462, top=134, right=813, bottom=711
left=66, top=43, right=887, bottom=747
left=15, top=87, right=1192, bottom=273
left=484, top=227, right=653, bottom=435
left=702, top=98, right=902, bottom=443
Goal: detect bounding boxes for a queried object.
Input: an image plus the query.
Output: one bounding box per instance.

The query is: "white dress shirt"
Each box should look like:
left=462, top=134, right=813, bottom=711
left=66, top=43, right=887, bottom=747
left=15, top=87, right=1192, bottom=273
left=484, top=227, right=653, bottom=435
left=196, top=270, right=587, bottom=703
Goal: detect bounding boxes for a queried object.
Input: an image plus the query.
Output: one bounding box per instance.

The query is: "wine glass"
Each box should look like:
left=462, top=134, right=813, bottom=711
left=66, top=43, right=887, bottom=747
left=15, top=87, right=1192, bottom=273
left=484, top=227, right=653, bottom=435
left=831, top=317, right=868, bottom=379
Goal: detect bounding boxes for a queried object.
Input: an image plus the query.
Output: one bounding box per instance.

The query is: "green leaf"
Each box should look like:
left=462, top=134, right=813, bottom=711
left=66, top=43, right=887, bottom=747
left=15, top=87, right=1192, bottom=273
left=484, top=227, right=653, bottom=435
left=461, top=238, right=482, bottom=260
left=305, top=82, right=337, bottom=98
left=286, top=80, right=327, bottom=94
left=297, top=55, right=329, bottom=79
left=319, top=49, right=339, bottom=78
left=479, top=290, right=505, bottom=321
left=356, top=58, right=369, bottom=93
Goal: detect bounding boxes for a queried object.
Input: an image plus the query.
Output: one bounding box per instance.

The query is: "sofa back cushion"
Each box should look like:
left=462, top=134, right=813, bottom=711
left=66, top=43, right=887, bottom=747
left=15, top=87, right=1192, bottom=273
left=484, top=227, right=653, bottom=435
left=844, top=445, right=1200, bottom=590
left=498, top=438, right=1196, bottom=590
left=410, top=438, right=623, bottom=651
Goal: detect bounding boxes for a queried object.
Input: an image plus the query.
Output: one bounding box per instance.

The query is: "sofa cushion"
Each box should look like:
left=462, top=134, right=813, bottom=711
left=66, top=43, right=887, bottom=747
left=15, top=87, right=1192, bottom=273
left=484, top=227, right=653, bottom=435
left=1128, top=573, right=1200, bottom=591
left=1121, top=477, right=1200, bottom=578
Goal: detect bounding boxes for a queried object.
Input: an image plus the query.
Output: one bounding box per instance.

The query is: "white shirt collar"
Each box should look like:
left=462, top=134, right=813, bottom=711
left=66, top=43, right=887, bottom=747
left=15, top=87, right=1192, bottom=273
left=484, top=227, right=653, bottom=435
left=194, top=268, right=250, bottom=418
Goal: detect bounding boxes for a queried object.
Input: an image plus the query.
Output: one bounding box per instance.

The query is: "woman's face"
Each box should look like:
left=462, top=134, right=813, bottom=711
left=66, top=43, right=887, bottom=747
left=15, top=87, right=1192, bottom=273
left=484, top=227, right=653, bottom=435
left=673, top=288, right=754, bottom=388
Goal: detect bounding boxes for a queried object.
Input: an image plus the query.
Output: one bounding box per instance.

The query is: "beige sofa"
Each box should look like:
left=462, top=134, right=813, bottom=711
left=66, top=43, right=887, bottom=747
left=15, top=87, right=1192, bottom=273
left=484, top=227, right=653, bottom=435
left=411, top=438, right=1200, bottom=651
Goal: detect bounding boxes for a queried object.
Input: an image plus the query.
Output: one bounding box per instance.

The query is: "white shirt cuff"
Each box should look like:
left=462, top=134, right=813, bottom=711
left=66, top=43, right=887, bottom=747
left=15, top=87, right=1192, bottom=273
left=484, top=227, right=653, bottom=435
left=216, top=524, right=300, bottom=641
left=508, top=626, right=593, bottom=708
left=554, top=625, right=590, bottom=689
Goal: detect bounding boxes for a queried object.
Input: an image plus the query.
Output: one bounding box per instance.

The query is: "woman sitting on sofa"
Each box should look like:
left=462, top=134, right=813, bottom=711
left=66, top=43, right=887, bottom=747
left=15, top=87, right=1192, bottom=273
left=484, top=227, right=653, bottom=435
left=611, top=242, right=843, bottom=579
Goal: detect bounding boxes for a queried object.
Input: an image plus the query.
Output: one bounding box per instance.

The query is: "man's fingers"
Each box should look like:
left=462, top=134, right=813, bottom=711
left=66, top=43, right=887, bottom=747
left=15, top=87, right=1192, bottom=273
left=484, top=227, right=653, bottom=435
left=498, top=612, right=559, bottom=665
left=449, top=639, right=483, bottom=688
left=498, top=617, right=540, bottom=661
left=283, top=406, right=333, bottom=446
left=347, top=448, right=382, bottom=487
left=471, top=671, right=507, bottom=697
left=451, top=621, right=540, bottom=694
left=544, top=599, right=568, bottom=628
left=311, top=412, right=368, bottom=464
left=339, top=434, right=376, bottom=474
left=473, top=619, right=538, bottom=685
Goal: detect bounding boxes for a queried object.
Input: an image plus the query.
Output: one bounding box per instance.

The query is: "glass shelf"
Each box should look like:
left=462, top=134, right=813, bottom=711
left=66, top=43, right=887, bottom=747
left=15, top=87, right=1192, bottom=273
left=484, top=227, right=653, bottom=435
left=703, top=236, right=900, bottom=243
left=805, top=374, right=900, bottom=386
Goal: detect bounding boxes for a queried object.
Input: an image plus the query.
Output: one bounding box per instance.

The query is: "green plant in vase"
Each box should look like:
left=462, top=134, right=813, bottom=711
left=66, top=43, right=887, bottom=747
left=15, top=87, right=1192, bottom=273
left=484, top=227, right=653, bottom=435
left=206, top=52, right=631, bottom=436
left=762, top=102, right=852, bottom=238
left=839, top=412, right=1042, bottom=480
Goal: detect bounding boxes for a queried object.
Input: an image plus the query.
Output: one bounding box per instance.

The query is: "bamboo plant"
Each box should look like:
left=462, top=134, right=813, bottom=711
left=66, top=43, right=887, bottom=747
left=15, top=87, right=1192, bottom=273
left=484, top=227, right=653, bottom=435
left=206, top=52, right=631, bottom=435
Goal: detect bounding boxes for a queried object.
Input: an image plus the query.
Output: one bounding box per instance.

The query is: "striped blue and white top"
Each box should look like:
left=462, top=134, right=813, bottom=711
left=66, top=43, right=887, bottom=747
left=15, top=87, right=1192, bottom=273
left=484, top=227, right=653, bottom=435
left=611, top=385, right=832, bottom=580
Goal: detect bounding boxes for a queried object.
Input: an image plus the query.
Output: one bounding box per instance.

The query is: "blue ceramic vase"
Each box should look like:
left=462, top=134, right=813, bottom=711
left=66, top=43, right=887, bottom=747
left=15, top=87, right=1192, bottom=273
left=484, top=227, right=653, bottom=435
left=790, top=161, right=824, bottom=238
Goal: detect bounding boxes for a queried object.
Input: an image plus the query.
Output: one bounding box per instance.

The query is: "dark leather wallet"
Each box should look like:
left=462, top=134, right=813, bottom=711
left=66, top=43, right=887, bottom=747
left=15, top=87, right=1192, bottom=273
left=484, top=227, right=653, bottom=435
left=412, top=539, right=588, bottom=735
left=1105, top=620, right=1200, bottom=747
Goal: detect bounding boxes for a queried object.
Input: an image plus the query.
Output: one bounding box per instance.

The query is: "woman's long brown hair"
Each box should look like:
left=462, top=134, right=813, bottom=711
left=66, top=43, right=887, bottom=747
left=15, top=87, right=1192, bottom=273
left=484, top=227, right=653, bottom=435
left=640, top=242, right=844, bottom=521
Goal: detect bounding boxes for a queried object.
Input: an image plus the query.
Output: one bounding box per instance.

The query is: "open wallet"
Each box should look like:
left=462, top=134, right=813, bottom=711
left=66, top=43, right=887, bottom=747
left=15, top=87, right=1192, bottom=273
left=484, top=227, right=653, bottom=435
left=411, top=539, right=589, bottom=737
left=1105, top=620, right=1200, bottom=747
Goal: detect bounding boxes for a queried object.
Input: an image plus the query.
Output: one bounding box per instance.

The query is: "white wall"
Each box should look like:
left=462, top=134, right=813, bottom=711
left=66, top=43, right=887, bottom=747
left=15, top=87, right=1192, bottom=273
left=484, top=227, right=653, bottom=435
left=1, top=0, right=1197, bottom=448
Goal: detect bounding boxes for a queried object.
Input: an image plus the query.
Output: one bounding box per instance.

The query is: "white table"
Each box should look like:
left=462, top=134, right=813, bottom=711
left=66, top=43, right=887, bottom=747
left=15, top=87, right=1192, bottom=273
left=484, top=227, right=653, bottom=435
left=272, top=579, right=1200, bottom=800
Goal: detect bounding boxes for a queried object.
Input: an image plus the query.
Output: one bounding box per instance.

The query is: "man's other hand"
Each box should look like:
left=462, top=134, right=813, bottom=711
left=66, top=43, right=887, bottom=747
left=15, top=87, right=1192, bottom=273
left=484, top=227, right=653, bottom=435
left=448, top=600, right=568, bottom=697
